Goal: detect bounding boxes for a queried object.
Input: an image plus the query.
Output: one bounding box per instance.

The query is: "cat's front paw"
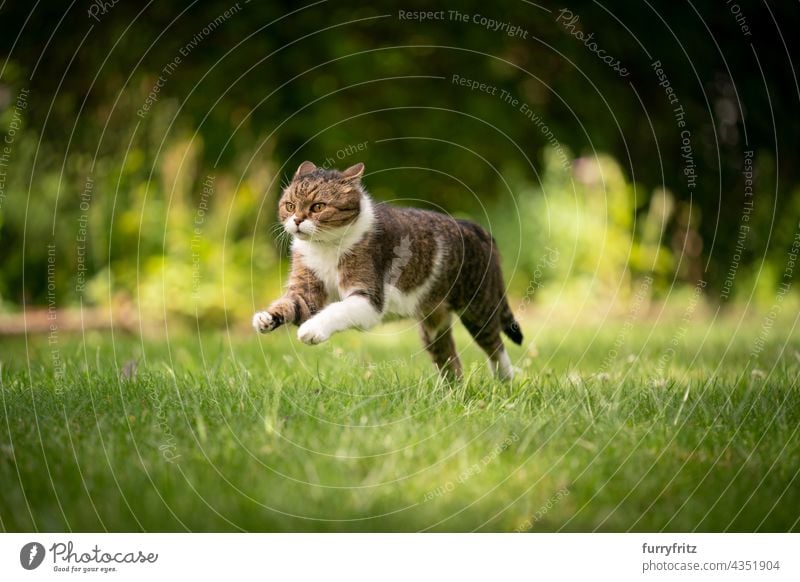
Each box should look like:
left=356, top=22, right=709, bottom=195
left=252, top=311, right=279, bottom=333
left=297, top=318, right=330, bottom=345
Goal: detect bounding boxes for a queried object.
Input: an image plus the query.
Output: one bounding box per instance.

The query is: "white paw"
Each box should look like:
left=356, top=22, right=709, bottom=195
left=297, top=318, right=330, bottom=345
left=252, top=311, right=278, bottom=333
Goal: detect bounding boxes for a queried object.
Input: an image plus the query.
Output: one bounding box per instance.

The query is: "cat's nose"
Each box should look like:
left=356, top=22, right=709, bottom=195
left=294, top=217, right=303, bottom=226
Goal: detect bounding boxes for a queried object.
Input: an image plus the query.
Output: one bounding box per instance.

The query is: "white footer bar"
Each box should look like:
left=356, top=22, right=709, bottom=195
left=1, top=533, right=797, bottom=581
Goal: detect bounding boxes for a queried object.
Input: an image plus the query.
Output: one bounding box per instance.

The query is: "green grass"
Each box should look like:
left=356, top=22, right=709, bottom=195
left=1, top=316, right=799, bottom=532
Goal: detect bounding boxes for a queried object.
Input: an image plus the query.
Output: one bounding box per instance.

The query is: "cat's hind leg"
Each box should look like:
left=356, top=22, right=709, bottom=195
left=419, top=309, right=462, bottom=380
left=459, top=312, right=514, bottom=381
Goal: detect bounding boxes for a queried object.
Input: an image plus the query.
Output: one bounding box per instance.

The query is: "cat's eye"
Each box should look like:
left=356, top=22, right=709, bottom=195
left=310, top=202, right=326, bottom=213
left=285, top=202, right=295, bottom=212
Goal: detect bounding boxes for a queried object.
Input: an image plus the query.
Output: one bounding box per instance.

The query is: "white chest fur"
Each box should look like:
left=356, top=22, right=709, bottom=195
left=295, top=236, right=444, bottom=316
left=291, top=195, right=375, bottom=302
left=292, top=198, right=443, bottom=318
left=295, top=243, right=342, bottom=301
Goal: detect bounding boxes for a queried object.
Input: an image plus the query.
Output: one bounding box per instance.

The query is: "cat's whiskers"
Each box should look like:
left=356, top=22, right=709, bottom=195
left=269, top=222, right=294, bottom=252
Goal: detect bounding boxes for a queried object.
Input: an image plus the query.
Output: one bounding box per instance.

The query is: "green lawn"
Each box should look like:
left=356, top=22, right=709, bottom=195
left=1, top=316, right=798, bottom=532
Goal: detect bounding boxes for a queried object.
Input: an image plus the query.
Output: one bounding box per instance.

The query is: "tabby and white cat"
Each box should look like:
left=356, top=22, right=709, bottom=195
left=252, top=161, right=522, bottom=379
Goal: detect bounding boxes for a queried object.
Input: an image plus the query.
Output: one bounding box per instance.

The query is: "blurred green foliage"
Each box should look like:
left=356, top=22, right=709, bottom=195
left=0, top=1, right=797, bottom=323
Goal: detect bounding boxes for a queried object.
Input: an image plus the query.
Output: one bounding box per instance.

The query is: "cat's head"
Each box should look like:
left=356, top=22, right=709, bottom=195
left=278, top=161, right=365, bottom=242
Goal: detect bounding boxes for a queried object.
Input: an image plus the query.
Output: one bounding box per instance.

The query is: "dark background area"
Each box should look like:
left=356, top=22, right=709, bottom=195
left=1, top=0, right=798, bottom=321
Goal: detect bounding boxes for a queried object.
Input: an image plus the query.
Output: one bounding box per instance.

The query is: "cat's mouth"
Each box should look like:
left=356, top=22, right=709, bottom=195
left=285, top=217, right=355, bottom=244
left=291, top=227, right=343, bottom=244
left=284, top=216, right=318, bottom=239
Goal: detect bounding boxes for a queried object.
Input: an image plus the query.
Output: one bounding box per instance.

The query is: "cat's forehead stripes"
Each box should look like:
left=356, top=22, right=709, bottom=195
left=298, top=183, right=319, bottom=198
left=286, top=180, right=319, bottom=201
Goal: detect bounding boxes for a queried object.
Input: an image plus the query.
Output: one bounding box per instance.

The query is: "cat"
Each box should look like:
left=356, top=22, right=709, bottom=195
left=252, top=161, right=523, bottom=380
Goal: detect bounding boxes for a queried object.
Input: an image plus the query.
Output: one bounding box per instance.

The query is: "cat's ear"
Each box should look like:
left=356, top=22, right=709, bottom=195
left=294, top=161, right=317, bottom=177
left=342, top=163, right=365, bottom=181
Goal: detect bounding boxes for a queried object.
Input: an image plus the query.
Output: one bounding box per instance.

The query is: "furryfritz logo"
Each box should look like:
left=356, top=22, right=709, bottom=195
left=20, top=542, right=46, bottom=570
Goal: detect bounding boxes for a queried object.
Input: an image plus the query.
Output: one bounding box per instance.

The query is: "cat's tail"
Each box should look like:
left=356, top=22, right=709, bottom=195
left=500, top=300, right=523, bottom=345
